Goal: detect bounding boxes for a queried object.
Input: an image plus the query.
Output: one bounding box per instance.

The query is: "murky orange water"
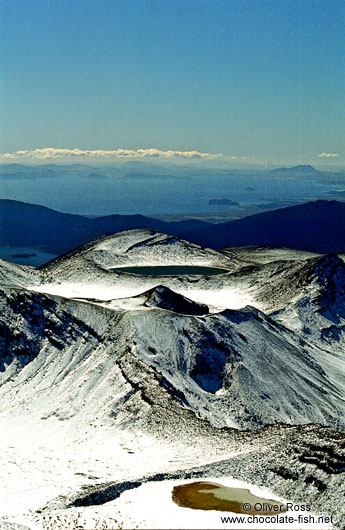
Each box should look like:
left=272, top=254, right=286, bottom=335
left=172, top=481, right=287, bottom=514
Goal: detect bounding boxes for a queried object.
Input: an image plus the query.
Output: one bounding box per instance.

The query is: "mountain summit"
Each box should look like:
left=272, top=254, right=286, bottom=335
left=270, top=164, right=322, bottom=175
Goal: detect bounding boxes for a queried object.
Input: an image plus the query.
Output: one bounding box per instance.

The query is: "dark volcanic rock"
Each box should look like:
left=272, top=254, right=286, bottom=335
left=145, top=285, right=209, bottom=315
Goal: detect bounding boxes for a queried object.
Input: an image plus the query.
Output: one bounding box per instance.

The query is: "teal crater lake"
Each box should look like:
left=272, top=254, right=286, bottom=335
left=114, top=266, right=228, bottom=276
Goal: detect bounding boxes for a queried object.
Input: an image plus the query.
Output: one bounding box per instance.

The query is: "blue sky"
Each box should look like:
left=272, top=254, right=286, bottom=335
left=1, top=0, right=344, bottom=165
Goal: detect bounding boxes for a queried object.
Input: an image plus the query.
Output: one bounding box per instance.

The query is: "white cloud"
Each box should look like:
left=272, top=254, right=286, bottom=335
left=318, top=152, right=339, bottom=158
left=1, top=147, right=248, bottom=162
left=2, top=147, right=217, bottom=160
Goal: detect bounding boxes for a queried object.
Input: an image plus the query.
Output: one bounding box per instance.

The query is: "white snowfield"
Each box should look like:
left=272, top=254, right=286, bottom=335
left=0, top=229, right=344, bottom=529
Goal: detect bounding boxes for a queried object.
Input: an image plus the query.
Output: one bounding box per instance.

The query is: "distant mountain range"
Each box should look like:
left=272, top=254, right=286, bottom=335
left=270, top=164, right=323, bottom=176
left=1, top=198, right=345, bottom=256
left=1, top=162, right=343, bottom=180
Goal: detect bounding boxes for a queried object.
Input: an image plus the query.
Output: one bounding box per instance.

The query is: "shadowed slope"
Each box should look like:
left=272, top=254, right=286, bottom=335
left=1, top=199, right=345, bottom=257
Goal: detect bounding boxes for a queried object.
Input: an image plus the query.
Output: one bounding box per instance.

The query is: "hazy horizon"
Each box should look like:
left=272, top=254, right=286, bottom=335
left=1, top=161, right=344, bottom=218
left=1, top=159, right=345, bottom=171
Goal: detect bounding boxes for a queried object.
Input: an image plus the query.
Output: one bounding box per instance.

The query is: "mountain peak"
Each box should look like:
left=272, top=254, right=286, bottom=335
left=144, top=285, right=209, bottom=315
left=271, top=164, right=321, bottom=175
left=293, top=164, right=317, bottom=171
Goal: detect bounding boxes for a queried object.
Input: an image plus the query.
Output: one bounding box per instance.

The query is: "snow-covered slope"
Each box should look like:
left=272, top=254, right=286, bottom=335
left=269, top=254, right=345, bottom=353
left=223, top=246, right=321, bottom=265
left=1, top=255, right=344, bottom=430
left=130, top=304, right=345, bottom=429
left=0, top=258, right=39, bottom=289
left=42, top=229, right=238, bottom=272
left=1, top=229, right=345, bottom=529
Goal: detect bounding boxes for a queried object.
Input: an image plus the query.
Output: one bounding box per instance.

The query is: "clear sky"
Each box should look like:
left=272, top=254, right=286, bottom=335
left=0, top=0, right=344, bottom=165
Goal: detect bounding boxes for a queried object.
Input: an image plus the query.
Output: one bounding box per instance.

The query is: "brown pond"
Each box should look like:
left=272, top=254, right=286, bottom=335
left=172, top=481, right=287, bottom=514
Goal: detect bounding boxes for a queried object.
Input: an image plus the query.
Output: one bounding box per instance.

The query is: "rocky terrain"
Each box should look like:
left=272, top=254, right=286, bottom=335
left=0, top=229, right=344, bottom=529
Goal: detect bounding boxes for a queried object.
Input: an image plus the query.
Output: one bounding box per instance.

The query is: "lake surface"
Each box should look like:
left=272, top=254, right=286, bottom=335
left=0, top=246, right=57, bottom=266
left=1, top=171, right=342, bottom=217
left=172, top=481, right=287, bottom=514
left=114, top=265, right=228, bottom=276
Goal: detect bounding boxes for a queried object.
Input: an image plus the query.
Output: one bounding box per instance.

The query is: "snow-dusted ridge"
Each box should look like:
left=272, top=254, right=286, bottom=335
left=41, top=229, right=238, bottom=271
left=0, top=229, right=345, bottom=529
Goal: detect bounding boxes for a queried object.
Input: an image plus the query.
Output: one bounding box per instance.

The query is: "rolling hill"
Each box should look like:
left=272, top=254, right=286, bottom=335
left=1, top=199, right=345, bottom=259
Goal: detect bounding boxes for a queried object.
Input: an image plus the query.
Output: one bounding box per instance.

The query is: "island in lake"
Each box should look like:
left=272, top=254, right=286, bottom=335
left=12, top=253, right=37, bottom=259
left=208, top=198, right=239, bottom=206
